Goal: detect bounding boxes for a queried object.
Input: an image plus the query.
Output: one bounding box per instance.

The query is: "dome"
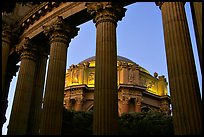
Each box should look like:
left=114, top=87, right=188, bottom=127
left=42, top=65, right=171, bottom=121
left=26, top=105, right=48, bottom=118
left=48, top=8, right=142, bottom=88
left=80, top=55, right=135, bottom=64
left=79, top=55, right=150, bottom=74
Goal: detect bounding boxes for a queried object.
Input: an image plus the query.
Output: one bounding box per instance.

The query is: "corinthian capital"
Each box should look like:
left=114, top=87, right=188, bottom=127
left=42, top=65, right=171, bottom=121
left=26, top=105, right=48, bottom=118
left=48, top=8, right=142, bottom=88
left=2, top=24, right=12, bottom=43
left=85, top=2, right=126, bottom=25
left=16, top=37, right=39, bottom=61
left=155, top=2, right=164, bottom=9
left=43, top=16, right=79, bottom=44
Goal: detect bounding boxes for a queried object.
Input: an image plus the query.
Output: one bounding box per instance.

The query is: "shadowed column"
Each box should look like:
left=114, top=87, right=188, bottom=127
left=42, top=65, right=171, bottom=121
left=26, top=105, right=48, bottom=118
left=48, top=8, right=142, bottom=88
left=2, top=24, right=11, bottom=93
left=7, top=37, right=39, bottom=135
left=27, top=47, right=48, bottom=135
left=2, top=63, right=19, bottom=133
left=86, top=2, right=126, bottom=135
left=156, top=2, right=202, bottom=135
left=40, top=16, right=79, bottom=135
left=190, top=2, right=202, bottom=73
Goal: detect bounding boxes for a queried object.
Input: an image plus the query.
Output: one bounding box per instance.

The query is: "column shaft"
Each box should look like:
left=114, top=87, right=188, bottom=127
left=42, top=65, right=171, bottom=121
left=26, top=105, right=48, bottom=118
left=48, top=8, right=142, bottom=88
left=94, top=20, right=118, bottom=135
left=40, top=41, right=67, bottom=134
left=160, top=2, right=202, bottom=134
left=2, top=26, right=11, bottom=92
left=8, top=51, right=38, bottom=134
left=190, top=2, right=202, bottom=73
left=27, top=54, right=48, bottom=135
left=86, top=3, right=126, bottom=135
left=2, top=63, right=19, bottom=131
left=40, top=17, right=79, bottom=134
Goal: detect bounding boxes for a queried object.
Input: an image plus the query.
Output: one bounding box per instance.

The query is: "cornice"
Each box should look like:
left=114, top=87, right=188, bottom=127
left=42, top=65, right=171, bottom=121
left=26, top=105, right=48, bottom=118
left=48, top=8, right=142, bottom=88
left=19, top=2, right=83, bottom=41
left=17, top=2, right=60, bottom=29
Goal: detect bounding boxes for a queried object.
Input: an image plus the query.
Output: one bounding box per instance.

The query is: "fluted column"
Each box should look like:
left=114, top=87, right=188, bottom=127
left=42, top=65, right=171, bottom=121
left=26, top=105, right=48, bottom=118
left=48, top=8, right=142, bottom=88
left=2, top=24, right=12, bottom=92
left=86, top=2, right=126, bottom=135
left=40, top=16, right=79, bottom=135
left=134, top=94, right=142, bottom=112
left=27, top=48, right=48, bottom=135
left=190, top=2, right=202, bottom=73
left=2, top=63, right=19, bottom=132
left=156, top=2, right=202, bottom=135
left=7, top=37, right=39, bottom=135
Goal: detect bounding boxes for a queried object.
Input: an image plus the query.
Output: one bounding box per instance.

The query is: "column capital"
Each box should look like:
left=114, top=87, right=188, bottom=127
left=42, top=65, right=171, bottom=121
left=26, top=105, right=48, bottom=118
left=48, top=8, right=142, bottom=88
left=75, top=96, right=84, bottom=104
left=15, top=37, right=39, bottom=62
left=85, top=2, right=126, bottom=26
left=2, top=24, right=12, bottom=44
left=135, top=95, right=142, bottom=105
left=43, top=16, right=79, bottom=45
left=121, top=96, right=130, bottom=105
left=155, top=2, right=164, bottom=9
left=155, top=2, right=186, bottom=9
left=2, top=24, right=21, bottom=45
left=118, top=61, right=128, bottom=68
left=78, top=63, right=85, bottom=69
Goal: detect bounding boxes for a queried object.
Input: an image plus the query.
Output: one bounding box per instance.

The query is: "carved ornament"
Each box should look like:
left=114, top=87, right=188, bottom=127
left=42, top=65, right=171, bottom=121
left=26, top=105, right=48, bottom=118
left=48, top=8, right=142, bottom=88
left=86, top=2, right=126, bottom=26
left=121, top=96, right=130, bottom=105
left=43, top=16, right=79, bottom=45
left=75, top=96, right=84, bottom=104
left=135, top=95, right=142, bottom=105
left=2, top=24, right=12, bottom=44
left=15, top=37, right=39, bottom=61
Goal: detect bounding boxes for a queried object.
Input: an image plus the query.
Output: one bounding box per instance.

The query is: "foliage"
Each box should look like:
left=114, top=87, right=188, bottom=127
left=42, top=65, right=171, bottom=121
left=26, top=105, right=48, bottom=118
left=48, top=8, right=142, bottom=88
left=61, top=108, right=173, bottom=135
left=61, top=108, right=93, bottom=135
left=118, top=111, right=174, bottom=135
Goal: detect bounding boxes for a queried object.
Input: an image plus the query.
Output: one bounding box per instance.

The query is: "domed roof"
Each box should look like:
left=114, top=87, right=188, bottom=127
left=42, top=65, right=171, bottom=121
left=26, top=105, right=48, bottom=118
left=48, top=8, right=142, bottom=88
left=80, top=55, right=150, bottom=74
left=80, top=55, right=135, bottom=64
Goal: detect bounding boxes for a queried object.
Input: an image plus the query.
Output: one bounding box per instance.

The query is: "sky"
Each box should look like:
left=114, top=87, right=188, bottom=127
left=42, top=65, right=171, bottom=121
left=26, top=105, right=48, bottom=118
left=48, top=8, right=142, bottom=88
left=2, top=2, right=202, bottom=135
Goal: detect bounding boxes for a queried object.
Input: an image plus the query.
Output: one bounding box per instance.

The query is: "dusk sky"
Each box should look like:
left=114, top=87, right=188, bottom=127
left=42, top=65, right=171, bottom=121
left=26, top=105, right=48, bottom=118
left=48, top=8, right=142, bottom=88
left=2, top=2, right=202, bottom=135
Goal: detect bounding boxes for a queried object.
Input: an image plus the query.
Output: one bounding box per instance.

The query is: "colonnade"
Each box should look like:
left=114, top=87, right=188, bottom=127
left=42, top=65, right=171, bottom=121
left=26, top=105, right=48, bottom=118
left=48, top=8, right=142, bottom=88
left=2, top=2, right=202, bottom=135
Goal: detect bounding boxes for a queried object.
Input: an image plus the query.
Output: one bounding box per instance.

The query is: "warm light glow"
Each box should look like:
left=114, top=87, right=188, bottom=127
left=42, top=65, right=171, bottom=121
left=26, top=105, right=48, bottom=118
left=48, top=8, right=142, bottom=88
left=65, top=58, right=168, bottom=97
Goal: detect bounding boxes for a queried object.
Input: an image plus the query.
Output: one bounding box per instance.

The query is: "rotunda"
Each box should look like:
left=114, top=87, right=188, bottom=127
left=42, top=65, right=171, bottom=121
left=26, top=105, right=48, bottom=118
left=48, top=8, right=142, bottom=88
left=64, top=55, right=171, bottom=115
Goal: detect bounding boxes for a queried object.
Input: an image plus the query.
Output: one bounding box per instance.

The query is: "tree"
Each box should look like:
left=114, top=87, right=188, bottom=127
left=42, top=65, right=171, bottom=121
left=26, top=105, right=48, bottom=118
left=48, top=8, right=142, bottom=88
left=61, top=108, right=174, bottom=135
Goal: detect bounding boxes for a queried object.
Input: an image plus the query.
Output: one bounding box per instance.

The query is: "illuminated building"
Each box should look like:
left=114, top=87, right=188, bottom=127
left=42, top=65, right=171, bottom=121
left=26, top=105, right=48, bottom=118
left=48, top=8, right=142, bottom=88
left=64, top=56, right=171, bottom=115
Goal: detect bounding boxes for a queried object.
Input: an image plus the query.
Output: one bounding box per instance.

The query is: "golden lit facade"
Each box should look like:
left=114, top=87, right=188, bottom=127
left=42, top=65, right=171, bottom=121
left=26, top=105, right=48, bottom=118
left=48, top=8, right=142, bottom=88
left=64, top=56, right=171, bottom=115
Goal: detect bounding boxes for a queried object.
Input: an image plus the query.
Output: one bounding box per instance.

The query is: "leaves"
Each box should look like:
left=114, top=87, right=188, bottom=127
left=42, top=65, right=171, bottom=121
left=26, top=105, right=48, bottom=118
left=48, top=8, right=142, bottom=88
left=62, top=108, right=173, bottom=135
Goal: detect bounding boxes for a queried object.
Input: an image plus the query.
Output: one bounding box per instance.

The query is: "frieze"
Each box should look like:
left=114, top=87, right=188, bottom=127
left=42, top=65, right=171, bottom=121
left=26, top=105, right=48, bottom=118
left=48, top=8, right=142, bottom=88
left=140, top=75, right=156, bottom=91
left=88, top=72, right=95, bottom=84
left=72, top=68, right=79, bottom=83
